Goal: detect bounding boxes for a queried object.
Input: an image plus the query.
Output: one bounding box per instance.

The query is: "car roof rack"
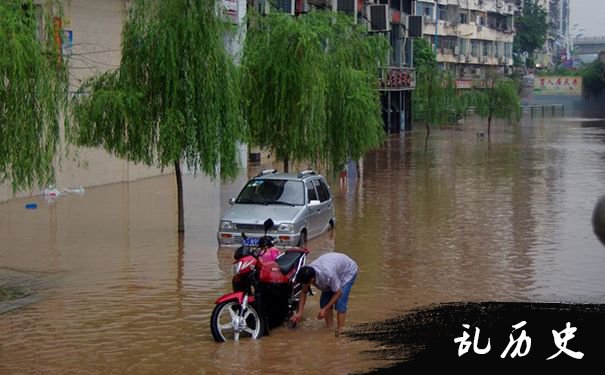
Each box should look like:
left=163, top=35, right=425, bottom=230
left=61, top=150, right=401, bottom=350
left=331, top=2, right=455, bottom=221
left=297, top=170, right=316, bottom=178
left=255, top=169, right=278, bottom=178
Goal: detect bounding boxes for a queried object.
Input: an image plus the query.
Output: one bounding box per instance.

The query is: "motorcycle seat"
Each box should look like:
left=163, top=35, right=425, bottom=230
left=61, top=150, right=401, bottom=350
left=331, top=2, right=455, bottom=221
left=275, top=251, right=304, bottom=275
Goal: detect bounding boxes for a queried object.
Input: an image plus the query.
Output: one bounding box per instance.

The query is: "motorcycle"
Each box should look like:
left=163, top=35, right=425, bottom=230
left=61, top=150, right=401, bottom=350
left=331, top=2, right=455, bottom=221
left=211, top=218, right=309, bottom=342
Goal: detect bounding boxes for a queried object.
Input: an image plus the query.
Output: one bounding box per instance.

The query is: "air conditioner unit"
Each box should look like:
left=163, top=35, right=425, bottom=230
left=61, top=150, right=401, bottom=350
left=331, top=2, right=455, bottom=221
left=336, top=0, right=356, bottom=16
left=369, top=4, right=390, bottom=32
left=274, top=0, right=295, bottom=15
left=407, top=15, right=423, bottom=38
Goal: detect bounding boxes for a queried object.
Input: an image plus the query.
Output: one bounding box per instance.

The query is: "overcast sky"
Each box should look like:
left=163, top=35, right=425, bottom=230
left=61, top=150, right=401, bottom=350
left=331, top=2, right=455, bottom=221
left=570, top=0, right=605, bottom=37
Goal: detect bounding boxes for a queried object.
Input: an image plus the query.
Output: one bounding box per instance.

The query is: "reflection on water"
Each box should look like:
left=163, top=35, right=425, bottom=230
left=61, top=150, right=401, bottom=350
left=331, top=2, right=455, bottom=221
left=2, top=116, right=605, bottom=373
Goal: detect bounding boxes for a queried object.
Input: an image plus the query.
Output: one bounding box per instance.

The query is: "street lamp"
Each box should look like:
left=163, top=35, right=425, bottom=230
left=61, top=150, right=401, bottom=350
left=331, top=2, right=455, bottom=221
left=556, top=25, right=584, bottom=61
left=569, top=27, right=585, bottom=56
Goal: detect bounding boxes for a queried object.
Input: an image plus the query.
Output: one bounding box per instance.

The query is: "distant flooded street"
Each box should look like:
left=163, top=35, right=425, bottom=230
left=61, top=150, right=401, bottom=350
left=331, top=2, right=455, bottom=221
left=2, top=115, right=605, bottom=374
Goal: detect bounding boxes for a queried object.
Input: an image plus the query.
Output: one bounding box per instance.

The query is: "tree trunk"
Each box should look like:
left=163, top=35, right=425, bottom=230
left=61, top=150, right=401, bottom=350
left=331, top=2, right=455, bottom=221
left=424, top=121, right=430, bottom=153
left=175, top=160, right=184, bottom=233
left=487, top=114, right=492, bottom=141
left=177, top=232, right=184, bottom=290
left=283, top=156, right=289, bottom=173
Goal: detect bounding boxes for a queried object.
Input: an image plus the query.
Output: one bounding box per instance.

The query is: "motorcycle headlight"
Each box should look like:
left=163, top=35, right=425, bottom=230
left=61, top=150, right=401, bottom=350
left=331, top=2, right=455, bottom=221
left=220, top=220, right=233, bottom=230
left=278, top=223, right=294, bottom=232
left=232, top=261, right=242, bottom=276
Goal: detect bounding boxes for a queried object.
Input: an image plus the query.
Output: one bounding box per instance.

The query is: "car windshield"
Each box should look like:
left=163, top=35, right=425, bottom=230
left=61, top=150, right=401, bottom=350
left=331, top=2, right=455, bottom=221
left=236, top=179, right=304, bottom=206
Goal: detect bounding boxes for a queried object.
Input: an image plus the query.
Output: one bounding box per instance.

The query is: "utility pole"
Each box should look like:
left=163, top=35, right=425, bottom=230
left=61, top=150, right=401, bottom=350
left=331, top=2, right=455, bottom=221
left=434, top=0, right=439, bottom=52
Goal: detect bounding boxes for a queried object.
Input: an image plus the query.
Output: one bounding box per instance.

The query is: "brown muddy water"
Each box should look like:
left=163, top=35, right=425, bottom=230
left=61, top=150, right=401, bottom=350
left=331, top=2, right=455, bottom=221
left=2, top=116, right=605, bottom=374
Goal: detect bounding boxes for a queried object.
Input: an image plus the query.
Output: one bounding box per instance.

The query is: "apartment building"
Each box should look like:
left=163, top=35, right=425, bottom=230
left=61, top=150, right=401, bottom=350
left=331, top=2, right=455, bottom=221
left=265, top=0, right=418, bottom=132
left=528, top=0, right=570, bottom=68
left=416, top=0, right=517, bottom=85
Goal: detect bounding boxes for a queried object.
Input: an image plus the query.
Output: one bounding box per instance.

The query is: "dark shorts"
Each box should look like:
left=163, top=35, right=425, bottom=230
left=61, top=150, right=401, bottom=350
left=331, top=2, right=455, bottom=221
left=319, top=273, right=357, bottom=313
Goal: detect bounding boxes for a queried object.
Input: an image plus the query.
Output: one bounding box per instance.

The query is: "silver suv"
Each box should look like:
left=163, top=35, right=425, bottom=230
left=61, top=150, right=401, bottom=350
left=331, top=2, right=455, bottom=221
left=217, top=170, right=335, bottom=247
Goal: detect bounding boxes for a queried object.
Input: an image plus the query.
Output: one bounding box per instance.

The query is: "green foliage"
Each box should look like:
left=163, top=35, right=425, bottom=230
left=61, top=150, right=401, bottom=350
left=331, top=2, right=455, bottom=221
left=0, top=0, right=69, bottom=193
left=513, top=0, right=548, bottom=64
left=581, top=59, right=605, bottom=98
left=241, top=10, right=389, bottom=171
left=469, top=76, right=521, bottom=134
left=413, top=38, right=437, bottom=70
left=412, top=39, right=465, bottom=128
left=537, top=66, right=582, bottom=77
left=72, top=0, right=244, bottom=179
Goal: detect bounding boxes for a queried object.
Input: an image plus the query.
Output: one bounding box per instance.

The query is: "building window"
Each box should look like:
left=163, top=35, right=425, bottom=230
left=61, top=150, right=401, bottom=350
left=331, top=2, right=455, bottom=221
left=459, top=13, right=468, bottom=24
left=505, top=42, right=513, bottom=58
left=416, top=2, right=433, bottom=17
left=471, top=40, right=479, bottom=57
left=482, top=41, right=490, bottom=57
left=476, top=14, right=485, bottom=26
left=438, top=5, right=446, bottom=21
left=458, top=38, right=467, bottom=56
left=438, top=37, right=457, bottom=54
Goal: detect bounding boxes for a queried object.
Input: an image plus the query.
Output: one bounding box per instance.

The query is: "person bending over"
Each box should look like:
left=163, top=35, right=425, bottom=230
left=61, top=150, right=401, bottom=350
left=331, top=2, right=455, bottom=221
left=290, top=252, right=358, bottom=336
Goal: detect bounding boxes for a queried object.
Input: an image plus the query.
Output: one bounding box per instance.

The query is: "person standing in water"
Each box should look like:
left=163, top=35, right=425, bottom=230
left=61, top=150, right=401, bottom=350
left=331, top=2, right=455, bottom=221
left=290, top=252, right=358, bottom=336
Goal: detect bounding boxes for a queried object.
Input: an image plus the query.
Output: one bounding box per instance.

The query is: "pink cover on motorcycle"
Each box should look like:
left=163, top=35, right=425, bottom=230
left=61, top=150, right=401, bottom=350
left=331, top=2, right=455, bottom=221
left=260, top=247, right=281, bottom=262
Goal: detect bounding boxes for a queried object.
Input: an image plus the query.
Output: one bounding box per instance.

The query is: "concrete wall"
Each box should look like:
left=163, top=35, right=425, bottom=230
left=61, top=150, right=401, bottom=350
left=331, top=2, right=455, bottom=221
left=61, top=0, right=168, bottom=192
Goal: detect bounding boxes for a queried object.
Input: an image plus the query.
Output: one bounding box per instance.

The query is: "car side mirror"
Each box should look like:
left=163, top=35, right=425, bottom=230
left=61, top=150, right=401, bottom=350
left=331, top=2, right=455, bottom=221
left=308, top=200, right=321, bottom=207
left=229, top=198, right=236, bottom=205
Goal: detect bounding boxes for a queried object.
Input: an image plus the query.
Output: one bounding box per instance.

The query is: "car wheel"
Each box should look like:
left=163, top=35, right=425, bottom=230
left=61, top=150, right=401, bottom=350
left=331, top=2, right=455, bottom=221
left=298, top=230, right=307, bottom=247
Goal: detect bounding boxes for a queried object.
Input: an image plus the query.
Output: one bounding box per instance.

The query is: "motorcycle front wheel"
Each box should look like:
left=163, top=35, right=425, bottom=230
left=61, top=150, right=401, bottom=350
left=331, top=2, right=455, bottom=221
left=210, top=300, right=265, bottom=342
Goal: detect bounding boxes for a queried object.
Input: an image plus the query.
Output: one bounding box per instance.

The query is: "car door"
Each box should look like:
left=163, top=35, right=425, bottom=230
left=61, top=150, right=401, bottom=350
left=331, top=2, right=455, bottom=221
left=305, top=180, right=322, bottom=238
left=312, top=178, right=333, bottom=234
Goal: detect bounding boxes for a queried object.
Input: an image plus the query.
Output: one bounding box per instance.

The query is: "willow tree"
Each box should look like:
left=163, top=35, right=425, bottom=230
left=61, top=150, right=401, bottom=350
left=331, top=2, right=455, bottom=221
left=412, top=39, right=463, bottom=138
left=72, top=0, right=243, bottom=232
left=470, top=76, right=521, bottom=138
left=1, top=0, right=68, bottom=193
left=241, top=10, right=389, bottom=173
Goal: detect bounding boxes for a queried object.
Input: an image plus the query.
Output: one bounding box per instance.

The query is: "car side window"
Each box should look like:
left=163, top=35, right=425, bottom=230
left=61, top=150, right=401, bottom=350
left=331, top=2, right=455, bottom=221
left=306, top=181, right=318, bottom=202
left=313, top=179, right=330, bottom=202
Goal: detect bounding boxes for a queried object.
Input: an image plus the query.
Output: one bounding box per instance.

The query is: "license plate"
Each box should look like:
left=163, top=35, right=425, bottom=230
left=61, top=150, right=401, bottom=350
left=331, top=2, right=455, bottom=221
left=244, top=237, right=259, bottom=247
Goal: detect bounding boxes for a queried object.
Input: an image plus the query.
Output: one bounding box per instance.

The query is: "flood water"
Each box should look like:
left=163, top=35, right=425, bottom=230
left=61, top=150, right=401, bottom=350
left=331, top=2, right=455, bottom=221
left=2, top=115, right=605, bottom=374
